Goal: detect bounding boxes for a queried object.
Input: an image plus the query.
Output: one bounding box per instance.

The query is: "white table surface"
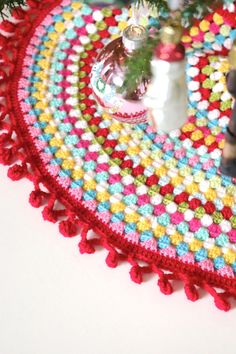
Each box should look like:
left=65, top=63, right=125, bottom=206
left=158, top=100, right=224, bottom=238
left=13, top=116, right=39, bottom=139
left=0, top=165, right=236, bottom=354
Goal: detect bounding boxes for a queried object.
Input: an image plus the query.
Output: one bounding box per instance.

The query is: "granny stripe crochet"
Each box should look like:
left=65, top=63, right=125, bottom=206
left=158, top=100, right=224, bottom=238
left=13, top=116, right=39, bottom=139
left=1, top=0, right=236, bottom=311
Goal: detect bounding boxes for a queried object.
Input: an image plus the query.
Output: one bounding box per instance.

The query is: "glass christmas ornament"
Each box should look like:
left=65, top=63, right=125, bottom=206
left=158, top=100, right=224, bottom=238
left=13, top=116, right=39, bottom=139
left=143, top=21, right=188, bottom=133
left=90, top=24, right=149, bottom=124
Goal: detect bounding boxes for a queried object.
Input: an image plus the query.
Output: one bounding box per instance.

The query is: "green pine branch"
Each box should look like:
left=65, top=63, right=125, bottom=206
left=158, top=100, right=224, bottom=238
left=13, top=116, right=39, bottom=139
left=119, top=35, right=159, bottom=95
left=136, top=0, right=234, bottom=25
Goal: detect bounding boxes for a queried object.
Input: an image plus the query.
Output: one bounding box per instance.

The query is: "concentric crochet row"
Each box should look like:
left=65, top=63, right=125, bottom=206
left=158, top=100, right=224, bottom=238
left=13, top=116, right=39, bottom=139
left=18, top=0, right=236, bottom=277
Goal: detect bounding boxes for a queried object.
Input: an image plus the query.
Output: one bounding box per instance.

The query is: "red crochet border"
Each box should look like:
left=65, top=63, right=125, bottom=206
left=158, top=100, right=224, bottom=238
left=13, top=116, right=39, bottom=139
left=0, top=0, right=236, bottom=311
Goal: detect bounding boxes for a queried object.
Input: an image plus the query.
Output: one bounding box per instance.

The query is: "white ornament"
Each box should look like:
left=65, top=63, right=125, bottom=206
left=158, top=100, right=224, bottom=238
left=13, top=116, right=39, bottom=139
left=143, top=59, right=188, bottom=133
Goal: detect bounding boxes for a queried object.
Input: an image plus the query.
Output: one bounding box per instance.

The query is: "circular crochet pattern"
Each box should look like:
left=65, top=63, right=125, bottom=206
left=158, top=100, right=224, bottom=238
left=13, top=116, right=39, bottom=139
left=1, top=0, right=236, bottom=311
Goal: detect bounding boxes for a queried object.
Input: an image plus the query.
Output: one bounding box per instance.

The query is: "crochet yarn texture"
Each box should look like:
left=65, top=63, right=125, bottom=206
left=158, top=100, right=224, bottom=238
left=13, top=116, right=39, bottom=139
left=1, top=0, right=236, bottom=311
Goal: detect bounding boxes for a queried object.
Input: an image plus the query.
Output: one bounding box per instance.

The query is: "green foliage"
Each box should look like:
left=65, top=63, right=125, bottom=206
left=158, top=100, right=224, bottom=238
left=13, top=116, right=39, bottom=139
left=0, top=0, right=26, bottom=17
left=136, top=0, right=234, bottom=26
left=137, top=0, right=169, bottom=13
left=120, top=35, right=159, bottom=95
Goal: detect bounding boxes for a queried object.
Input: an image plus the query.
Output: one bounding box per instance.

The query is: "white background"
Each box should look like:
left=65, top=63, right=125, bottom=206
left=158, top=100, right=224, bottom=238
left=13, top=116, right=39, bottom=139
left=1, top=165, right=236, bottom=354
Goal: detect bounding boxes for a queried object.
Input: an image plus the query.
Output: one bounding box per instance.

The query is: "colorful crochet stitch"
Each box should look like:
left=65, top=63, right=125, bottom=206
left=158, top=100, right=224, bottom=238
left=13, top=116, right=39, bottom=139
left=1, top=0, right=236, bottom=311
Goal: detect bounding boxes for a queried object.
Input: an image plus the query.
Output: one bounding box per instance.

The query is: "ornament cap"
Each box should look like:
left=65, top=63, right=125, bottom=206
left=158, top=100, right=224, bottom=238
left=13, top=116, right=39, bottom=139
left=122, top=24, right=147, bottom=53
left=160, top=21, right=183, bottom=45
left=229, top=39, right=236, bottom=69
left=154, top=42, right=185, bottom=62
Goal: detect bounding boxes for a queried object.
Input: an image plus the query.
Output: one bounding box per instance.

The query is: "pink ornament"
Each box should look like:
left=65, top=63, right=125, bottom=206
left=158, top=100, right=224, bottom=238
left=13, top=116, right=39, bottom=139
left=90, top=25, right=149, bottom=124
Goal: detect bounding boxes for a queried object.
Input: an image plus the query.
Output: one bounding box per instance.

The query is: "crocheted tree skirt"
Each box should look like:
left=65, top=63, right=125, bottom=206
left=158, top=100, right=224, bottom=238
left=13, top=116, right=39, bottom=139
left=1, top=0, right=236, bottom=311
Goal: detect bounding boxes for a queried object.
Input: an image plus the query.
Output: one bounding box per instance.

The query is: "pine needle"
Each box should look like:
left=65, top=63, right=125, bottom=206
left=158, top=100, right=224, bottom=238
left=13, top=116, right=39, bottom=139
left=120, top=35, right=159, bottom=95
left=0, top=0, right=26, bottom=17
